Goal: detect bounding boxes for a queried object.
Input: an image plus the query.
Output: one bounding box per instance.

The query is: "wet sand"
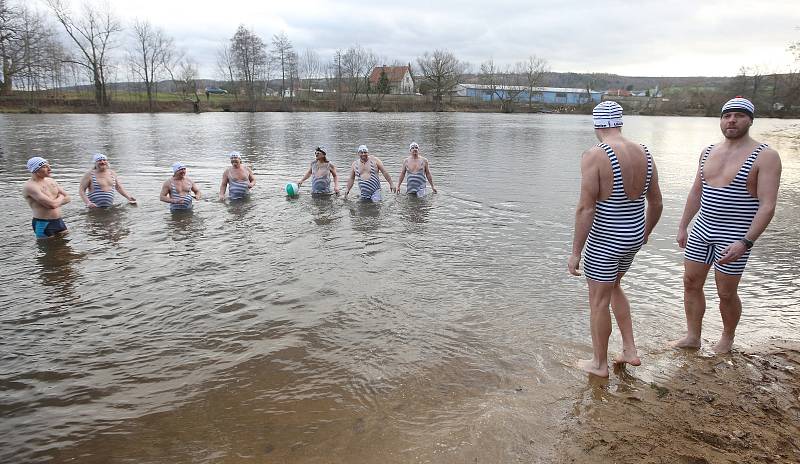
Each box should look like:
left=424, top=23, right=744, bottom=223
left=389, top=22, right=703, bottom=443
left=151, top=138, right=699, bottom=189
left=555, top=341, right=800, bottom=464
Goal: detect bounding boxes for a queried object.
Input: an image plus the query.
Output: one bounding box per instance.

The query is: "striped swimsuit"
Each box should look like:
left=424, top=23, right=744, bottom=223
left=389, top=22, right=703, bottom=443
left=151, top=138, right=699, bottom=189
left=227, top=173, right=249, bottom=200
left=355, top=158, right=382, bottom=202
left=583, top=143, right=653, bottom=282
left=88, top=172, right=115, bottom=207
left=684, top=144, right=765, bottom=275
left=311, top=161, right=333, bottom=194
left=404, top=158, right=427, bottom=196
left=170, top=181, right=194, bottom=211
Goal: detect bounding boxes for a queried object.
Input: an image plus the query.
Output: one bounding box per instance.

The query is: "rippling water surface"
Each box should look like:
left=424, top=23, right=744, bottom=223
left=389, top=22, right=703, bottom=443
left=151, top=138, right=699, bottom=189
left=1, top=112, right=798, bottom=463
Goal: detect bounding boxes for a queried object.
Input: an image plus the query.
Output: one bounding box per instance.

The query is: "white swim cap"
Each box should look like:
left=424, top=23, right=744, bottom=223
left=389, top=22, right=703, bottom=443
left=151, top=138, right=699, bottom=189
left=409, top=142, right=419, bottom=150
left=228, top=151, right=242, bottom=159
left=357, top=145, right=368, bottom=153
left=93, top=153, right=108, bottom=163
left=172, top=162, right=187, bottom=173
left=592, top=101, right=623, bottom=129
left=27, top=157, right=48, bottom=173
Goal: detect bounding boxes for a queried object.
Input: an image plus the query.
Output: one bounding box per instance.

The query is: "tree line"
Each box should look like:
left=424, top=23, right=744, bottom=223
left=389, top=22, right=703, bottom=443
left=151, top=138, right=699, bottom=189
left=2, top=0, right=799, bottom=115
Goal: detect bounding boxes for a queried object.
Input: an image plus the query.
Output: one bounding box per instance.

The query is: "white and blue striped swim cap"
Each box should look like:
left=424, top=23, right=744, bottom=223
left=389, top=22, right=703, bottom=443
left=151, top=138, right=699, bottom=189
left=721, top=97, right=754, bottom=119
left=592, top=101, right=623, bottom=129
left=93, top=153, right=108, bottom=163
left=27, top=156, right=48, bottom=173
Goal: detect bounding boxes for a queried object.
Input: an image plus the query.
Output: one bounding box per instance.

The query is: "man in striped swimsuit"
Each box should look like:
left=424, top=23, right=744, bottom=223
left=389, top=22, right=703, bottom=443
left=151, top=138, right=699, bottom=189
left=344, top=145, right=395, bottom=201
left=396, top=142, right=437, bottom=197
left=673, top=97, right=782, bottom=354
left=160, top=162, right=201, bottom=211
left=568, top=101, right=663, bottom=377
left=219, top=151, right=255, bottom=201
left=79, top=153, right=137, bottom=208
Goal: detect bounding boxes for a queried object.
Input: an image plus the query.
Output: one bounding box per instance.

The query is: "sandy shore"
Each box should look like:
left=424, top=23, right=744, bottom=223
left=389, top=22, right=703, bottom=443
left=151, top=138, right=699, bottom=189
left=555, top=341, right=800, bottom=464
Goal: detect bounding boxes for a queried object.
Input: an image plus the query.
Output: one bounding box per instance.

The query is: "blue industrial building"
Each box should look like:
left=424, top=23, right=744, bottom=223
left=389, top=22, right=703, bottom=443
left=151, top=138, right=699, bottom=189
left=454, top=84, right=603, bottom=105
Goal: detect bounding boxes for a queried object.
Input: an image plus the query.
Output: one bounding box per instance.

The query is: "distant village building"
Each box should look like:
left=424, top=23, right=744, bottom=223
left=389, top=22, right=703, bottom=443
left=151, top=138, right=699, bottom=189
left=606, top=88, right=632, bottom=97
left=369, top=65, right=415, bottom=95
left=454, top=84, right=603, bottom=105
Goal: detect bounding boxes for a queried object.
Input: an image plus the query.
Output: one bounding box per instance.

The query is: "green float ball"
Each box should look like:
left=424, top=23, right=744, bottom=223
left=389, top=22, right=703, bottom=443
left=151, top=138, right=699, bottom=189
left=285, top=182, right=299, bottom=196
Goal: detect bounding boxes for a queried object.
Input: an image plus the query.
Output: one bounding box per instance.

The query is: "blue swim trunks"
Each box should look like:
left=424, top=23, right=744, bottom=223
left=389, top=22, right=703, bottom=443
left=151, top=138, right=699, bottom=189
left=31, top=218, right=67, bottom=239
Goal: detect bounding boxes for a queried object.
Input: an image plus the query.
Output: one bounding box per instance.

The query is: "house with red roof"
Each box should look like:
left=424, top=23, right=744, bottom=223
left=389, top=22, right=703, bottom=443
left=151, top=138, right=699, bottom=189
left=368, top=65, right=415, bottom=95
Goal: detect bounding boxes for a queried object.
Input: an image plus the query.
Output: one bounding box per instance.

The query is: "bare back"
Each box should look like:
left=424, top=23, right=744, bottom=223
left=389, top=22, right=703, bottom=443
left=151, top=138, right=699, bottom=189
left=596, top=140, right=648, bottom=201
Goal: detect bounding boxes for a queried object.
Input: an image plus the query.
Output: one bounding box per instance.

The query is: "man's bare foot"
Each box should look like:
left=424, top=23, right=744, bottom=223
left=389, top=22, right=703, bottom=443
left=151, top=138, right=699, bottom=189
left=712, top=336, right=734, bottom=354
left=614, top=348, right=641, bottom=366
left=669, top=336, right=701, bottom=349
left=576, top=359, right=609, bottom=378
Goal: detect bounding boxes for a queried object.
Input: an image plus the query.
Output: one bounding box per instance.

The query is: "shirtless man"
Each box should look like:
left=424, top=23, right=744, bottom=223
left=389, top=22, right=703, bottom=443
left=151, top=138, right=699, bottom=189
left=219, top=151, right=255, bottom=201
left=344, top=145, right=395, bottom=201
left=568, top=101, right=663, bottom=377
left=79, top=153, right=137, bottom=208
left=396, top=142, right=437, bottom=196
left=673, top=97, right=781, bottom=354
left=160, top=162, right=201, bottom=210
left=23, top=157, right=72, bottom=239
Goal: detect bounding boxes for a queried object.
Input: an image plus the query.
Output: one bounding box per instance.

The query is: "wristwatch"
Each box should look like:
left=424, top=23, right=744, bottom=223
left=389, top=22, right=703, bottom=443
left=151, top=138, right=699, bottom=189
left=740, top=238, right=754, bottom=249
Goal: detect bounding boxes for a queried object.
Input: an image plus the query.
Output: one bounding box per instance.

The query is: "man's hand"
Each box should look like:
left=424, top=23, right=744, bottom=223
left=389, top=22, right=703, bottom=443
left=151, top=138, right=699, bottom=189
left=676, top=227, right=688, bottom=249
left=568, top=253, right=582, bottom=276
left=718, top=240, right=747, bottom=265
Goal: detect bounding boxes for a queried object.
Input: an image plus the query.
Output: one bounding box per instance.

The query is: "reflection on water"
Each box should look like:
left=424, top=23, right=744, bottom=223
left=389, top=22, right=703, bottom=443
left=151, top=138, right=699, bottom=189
left=0, top=113, right=798, bottom=463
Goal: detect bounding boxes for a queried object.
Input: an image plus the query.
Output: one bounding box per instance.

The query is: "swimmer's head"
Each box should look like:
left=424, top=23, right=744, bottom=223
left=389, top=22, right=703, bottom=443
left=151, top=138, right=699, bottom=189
left=228, top=151, right=242, bottom=160
left=171, top=161, right=187, bottom=174
left=357, top=145, right=369, bottom=154
left=27, top=156, right=48, bottom=173
left=409, top=142, right=420, bottom=152
left=592, top=101, right=624, bottom=129
left=93, top=153, right=108, bottom=168
left=315, top=146, right=328, bottom=162
left=721, top=97, right=754, bottom=120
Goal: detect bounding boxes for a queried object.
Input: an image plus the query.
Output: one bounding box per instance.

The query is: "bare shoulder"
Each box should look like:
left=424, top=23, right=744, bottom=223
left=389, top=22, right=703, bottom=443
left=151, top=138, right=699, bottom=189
left=758, top=145, right=781, bottom=163
left=22, top=178, right=35, bottom=194
left=581, top=145, right=605, bottom=163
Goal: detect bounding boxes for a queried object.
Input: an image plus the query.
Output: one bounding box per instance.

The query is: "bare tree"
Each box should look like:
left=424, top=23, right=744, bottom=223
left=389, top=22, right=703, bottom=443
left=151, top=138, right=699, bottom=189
left=298, top=47, right=320, bottom=99
left=416, top=49, right=465, bottom=111
left=128, top=19, right=174, bottom=111
left=271, top=31, right=293, bottom=107
left=479, top=59, right=524, bottom=113
left=0, top=0, right=20, bottom=94
left=340, top=44, right=377, bottom=107
left=46, top=0, right=120, bottom=109
left=216, top=44, right=238, bottom=100
left=230, top=24, right=267, bottom=111
left=521, top=55, right=549, bottom=111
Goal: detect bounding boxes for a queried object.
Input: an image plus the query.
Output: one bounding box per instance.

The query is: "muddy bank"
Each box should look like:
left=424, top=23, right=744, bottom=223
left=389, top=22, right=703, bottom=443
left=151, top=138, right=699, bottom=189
left=555, top=341, right=800, bottom=464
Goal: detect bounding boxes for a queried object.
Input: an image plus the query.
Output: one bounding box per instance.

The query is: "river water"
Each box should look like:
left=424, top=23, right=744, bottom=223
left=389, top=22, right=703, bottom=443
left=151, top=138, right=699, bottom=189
left=1, top=112, right=798, bottom=463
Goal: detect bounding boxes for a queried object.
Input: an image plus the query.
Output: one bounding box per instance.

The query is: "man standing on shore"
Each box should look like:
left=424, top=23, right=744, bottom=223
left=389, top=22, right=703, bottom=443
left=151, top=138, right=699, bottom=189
left=673, top=97, right=781, bottom=354
left=23, top=157, right=71, bottom=239
left=568, top=101, right=663, bottom=377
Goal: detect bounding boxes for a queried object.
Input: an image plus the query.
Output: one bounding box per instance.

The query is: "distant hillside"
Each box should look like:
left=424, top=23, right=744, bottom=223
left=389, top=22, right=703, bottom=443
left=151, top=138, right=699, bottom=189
left=460, top=72, right=734, bottom=91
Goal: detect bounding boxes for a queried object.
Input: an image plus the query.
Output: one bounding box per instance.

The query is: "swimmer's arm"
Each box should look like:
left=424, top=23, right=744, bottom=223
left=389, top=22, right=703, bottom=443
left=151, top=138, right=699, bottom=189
left=114, top=174, right=136, bottom=203
left=55, top=182, right=70, bottom=205
left=330, top=164, right=340, bottom=193
left=297, top=166, right=312, bottom=186
left=745, top=149, right=782, bottom=243
left=424, top=159, right=437, bottom=193
left=676, top=159, right=703, bottom=248
left=219, top=170, right=229, bottom=201
left=569, top=149, right=600, bottom=275
left=24, top=182, right=63, bottom=209
left=396, top=161, right=407, bottom=194
left=644, top=161, right=663, bottom=243
left=78, top=172, right=94, bottom=206
left=191, top=181, right=201, bottom=200
left=377, top=159, right=395, bottom=192
left=159, top=181, right=174, bottom=204
left=344, top=164, right=356, bottom=197
left=247, top=166, right=255, bottom=188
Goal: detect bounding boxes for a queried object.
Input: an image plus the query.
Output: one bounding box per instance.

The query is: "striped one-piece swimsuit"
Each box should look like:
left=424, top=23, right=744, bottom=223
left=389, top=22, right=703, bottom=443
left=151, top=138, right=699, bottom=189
left=355, top=158, right=381, bottom=201
left=227, top=174, right=249, bottom=200
left=311, top=161, right=333, bottom=194
left=170, top=181, right=194, bottom=211
left=88, top=172, right=115, bottom=207
left=405, top=159, right=427, bottom=196
left=684, top=144, right=765, bottom=275
left=583, top=143, right=653, bottom=282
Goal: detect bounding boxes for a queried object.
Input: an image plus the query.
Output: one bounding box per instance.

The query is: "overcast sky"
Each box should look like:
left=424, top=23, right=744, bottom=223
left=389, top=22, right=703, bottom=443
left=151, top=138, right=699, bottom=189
left=44, top=0, right=800, bottom=79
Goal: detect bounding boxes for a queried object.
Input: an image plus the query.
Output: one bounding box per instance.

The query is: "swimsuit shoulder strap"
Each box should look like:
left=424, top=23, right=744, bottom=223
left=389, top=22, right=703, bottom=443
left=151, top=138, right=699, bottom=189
left=640, top=144, right=654, bottom=196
